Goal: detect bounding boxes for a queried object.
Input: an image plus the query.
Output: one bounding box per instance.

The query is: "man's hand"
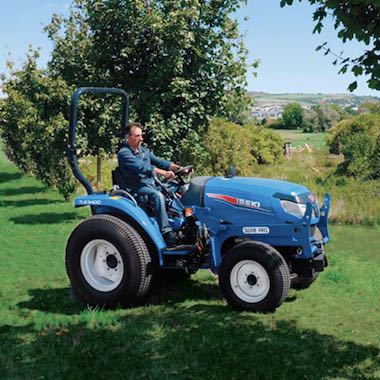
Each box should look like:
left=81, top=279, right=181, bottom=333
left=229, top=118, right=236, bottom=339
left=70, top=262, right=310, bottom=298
left=164, top=170, right=176, bottom=180
left=169, top=163, right=180, bottom=172
left=155, top=168, right=175, bottom=180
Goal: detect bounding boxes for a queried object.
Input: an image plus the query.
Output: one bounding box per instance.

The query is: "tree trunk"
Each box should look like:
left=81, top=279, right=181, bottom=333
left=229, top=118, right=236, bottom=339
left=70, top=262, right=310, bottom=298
left=96, top=153, right=102, bottom=190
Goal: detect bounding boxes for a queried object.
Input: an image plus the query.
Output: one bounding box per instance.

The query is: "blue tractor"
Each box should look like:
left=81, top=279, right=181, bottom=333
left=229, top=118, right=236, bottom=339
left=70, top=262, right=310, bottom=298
left=66, top=88, right=330, bottom=312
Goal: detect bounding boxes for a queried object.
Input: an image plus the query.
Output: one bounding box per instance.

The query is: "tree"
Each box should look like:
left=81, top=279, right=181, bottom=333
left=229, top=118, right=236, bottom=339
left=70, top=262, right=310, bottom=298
left=303, top=103, right=350, bottom=132
left=282, top=102, right=304, bottom=129
left=1, top=0, right=251, bottom=198
left=280, top=1, right=380, bottom=91
left=303, top=107, right=319, bottom=132
left=45, top=0, right=250, bottom=161
left=0, top=52, right=76, bottom=199
left=314, top=103, right=341, bottom=131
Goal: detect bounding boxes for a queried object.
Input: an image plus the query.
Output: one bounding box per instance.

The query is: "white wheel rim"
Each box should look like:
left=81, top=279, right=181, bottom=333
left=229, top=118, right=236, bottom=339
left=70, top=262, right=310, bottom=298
left=80, top=239, right=124, bottom=292
left=230, top=260, right=270, bottom=303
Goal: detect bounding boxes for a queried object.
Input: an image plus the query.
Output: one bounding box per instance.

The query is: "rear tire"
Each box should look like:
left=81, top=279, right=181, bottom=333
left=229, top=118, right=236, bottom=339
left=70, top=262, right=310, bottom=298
left=219, top=241, right=290, bottom=312
left=66, top=214, right=152, bottom=307
left=291, top=272, right=319, bottom=289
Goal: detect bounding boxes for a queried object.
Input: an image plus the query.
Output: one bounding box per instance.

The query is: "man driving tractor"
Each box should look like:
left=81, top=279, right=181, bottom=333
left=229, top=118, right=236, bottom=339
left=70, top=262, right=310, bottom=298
left=117, top=122, right=185, bottom=245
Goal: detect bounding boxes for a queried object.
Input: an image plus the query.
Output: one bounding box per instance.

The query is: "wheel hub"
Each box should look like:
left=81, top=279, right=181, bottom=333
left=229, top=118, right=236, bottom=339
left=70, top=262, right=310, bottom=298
left=247, top=274, right=257, bottom=286
left=230, top=260, right=270, bottom=303
left=80, top=239, right=124, bottom=292
left=106, top=254, right=118, bottom=269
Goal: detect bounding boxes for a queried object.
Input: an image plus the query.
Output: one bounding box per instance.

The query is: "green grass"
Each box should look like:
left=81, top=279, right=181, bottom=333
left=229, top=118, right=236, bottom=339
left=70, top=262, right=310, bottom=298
left=275, top=129, right=327, bottom=149
left=1, top=146, right=380, bottom=379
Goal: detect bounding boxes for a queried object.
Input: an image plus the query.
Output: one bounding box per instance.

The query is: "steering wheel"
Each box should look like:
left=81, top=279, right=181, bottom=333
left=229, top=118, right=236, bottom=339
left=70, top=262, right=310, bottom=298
left=154, top=165, right=194, bottom=198
left=174, top=165, right=194, bottom=185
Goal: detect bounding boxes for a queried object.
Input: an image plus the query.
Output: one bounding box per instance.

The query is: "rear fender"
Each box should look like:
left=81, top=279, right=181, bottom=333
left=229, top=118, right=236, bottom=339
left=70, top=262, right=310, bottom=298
left=74, top=194, right=166, bottom=256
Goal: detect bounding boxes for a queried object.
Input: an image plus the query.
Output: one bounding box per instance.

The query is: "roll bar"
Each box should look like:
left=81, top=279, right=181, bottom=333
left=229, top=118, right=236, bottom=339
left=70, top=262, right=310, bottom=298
left=67, top=87, right=129, bottom=195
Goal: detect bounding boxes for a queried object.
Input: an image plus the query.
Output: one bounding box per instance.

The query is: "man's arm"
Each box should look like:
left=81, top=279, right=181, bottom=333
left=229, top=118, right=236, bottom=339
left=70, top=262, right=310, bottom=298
left=118, top=148, right=154, bottom=176
left=154, top=167, right=175, bottom=179
left=149, top=151, right=174, bottom=170
left=149, top=151, right=180, bottom=179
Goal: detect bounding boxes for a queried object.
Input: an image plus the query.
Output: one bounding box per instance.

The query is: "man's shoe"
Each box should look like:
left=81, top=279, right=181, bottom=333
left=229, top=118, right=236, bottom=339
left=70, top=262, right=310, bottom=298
left=164, top=231, right=178, bottom=246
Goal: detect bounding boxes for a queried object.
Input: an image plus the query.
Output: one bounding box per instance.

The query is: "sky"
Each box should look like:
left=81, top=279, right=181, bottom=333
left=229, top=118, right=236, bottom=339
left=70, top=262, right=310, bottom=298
left=0, top=0, right=378, bottom=97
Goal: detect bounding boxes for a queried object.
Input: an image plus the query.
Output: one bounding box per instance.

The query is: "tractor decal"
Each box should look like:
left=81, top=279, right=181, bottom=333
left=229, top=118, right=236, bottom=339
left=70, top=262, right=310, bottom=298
left=206, top=193, right=261, bottom=209
left=78, top=199, right=102, bottom=205
left=242, top=226, right=270, bottom=234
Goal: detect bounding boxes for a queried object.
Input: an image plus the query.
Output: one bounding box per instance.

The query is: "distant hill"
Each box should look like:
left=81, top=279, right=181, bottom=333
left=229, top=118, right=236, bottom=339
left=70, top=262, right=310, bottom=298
left=248, top=91, right=380, bottom=108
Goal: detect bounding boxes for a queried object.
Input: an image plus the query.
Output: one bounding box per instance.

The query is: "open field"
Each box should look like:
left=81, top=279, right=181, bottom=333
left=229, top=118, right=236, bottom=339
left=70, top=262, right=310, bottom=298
left=275, top=129, right=327, bottom=149
left=0, top=143, right=379, bottom=378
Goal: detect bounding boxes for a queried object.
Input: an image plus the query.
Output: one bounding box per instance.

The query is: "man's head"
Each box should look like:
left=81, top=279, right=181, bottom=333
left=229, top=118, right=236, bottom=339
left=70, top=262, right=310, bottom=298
left=125, top=122, right=144, bottom=150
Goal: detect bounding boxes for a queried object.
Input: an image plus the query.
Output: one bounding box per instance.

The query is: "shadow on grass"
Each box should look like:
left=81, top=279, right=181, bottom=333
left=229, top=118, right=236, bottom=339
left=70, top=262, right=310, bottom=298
left=0, top=186, right=46, bottom=197
left=0, top=171, right=22, bottom=183
left=17, top=288, right=82, bottom=315
left=9, top=212, right=80, bottom=225
left=1, top=303, right=379, bottom=379
left=149, top=276, right=222, bottom=306
left=18, top=279, right=222, bottom=316
left=1, top=199, right=63, bottom=208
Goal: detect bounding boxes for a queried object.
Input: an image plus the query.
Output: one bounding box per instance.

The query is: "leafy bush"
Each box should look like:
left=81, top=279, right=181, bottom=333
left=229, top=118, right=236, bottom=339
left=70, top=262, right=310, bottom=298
left=202, top=118, right=283, bottom=176
left=268, top=117, right=285, bottom=129
left=327, top=113, right=380, bottom=179
left=247, top=124, right=285, bottom=164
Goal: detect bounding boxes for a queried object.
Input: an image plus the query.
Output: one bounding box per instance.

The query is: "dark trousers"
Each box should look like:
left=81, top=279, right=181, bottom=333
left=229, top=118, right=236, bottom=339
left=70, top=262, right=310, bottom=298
left=137, top=186, right=172, bottom=235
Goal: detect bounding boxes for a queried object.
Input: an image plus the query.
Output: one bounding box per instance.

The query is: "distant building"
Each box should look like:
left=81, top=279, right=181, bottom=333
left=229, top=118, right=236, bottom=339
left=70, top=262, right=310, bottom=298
left=251, top=103, right=284, bottom=119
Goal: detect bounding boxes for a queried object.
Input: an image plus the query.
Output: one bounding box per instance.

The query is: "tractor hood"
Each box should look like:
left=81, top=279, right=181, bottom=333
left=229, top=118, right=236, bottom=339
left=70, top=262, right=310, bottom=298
left=204, top=177, right=310, bottom=212
left=206, top=177, right=309, bottom=198
left=182, top=176, right=312, bottom=215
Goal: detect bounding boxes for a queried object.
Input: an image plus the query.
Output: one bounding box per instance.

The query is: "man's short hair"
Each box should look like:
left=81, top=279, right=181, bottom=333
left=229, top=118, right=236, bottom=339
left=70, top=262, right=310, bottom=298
left=125, top=122, right=143, bottom=136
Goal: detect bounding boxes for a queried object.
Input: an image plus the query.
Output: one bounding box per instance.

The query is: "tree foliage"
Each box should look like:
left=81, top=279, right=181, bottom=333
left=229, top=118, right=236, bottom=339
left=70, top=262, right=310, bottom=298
left=280, top=0, right=380, bottom=91
left=327, top=113, right=380, bottom=179
left=45, top=0, right=250, bottom=160
left=204, top=118, right=283, bottom=176
left=1, top=0, right=251, bottom=198
left=303, top=103, right=351, bottom=132
left=0, top=52, right=76, bottom=199
left=282, top=102, right=304, bottom=129
left=359, top=102, right=380, bottom=115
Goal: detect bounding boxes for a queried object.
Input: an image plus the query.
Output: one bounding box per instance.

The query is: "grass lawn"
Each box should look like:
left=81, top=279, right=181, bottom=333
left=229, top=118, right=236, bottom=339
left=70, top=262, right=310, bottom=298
left=0, top=145, right=379, bottom=379
left=275, top=129, right=327, bottom=149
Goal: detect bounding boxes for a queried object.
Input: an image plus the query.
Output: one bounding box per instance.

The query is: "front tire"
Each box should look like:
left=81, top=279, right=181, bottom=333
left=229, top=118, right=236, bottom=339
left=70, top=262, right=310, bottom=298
left=219, top=241, right=290, bottom=312
left=66, top=214, right=152, bottom=307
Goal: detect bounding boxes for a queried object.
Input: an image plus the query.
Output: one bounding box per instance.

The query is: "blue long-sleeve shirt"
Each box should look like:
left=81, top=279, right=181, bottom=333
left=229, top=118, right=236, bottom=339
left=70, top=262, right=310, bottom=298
left=117, top=142, right=171, bottom=190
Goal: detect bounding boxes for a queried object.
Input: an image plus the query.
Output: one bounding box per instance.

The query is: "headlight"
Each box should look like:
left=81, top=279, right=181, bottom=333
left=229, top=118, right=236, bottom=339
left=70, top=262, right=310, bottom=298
left=280, top=200, right=306, bottom=218
left=280, top=200, right=318, bottom=218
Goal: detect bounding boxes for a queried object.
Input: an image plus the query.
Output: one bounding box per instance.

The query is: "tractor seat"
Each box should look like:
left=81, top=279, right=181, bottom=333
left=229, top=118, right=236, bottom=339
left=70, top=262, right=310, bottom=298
left=111, top=167, right=151, bottom=211
left=111, top=167, right=127, bottom=191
